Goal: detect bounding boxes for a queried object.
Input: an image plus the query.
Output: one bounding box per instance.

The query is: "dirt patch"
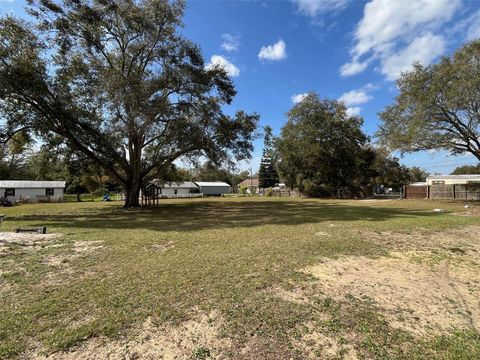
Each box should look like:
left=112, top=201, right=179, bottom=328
left=303, top=253, right=479, bottom=336
left=0, top=232, right=62, bottom=251
left=267, top=286, right=310, bottom=305
left=32, top=310, right=232, bottom=359
left=298, top=227, right=480, bottom=337
left=73, top=240, right=104, bottom=253
left=149, top=240, right=175, bottom=252
left=293, top=322, right=358, bottom=359
left=44, top=241, right=104, bottom=267
left=266, top=226, right=480, bottom=350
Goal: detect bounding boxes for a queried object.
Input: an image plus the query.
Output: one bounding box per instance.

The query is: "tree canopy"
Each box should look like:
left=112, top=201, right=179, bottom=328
left=408, top=166, right=429, bottom=182
left=0, top=0, right=258, bottom=207
left=451, top=164, right=480, bottom=175
left=378, top=40, right=480, bottom=162
left=276, top=94, right=375, bottom=197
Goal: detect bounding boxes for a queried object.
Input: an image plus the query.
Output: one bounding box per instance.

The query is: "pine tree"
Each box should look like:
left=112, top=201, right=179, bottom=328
left=258, top=126, right=279, bottom=188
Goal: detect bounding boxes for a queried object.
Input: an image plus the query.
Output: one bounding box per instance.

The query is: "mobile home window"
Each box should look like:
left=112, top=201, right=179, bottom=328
left=432, top=181, right=445, bottom=185
left=5, top=189, right=15, bottom=197
left=45, top=188, right=54, bottom=196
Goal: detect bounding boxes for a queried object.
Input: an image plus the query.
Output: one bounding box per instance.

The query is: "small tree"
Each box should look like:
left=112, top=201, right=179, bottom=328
left=370, top=149, right=411, bottom=189
left=408, top=166, right=429, bottom=182
left=258, top=125, right=279, bottom=188
left=378, top=41, right=480, bottom=161
left=0, top=132, right=32, bottom=179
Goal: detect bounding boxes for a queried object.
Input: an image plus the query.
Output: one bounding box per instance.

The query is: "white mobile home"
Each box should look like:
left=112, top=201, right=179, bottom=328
left=426, top=175, right=480, bottom=185
left=160, top=181, right=199, bottom=197
left=195, top=181, right=231, bottom=195
left=0, top=180, right=66, bottom=203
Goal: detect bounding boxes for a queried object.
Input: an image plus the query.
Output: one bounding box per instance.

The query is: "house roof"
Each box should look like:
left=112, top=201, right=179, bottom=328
left=195, top=181, right=231, bottom=187
left=162, top=181, right=198, bottom=189
left=148, top=180, right=198, bottom=189
left=427, top=175, right=480, bottom=180
left=238, top=178, right=259, bottom=187
left=0, top=180, right=66, bottom=188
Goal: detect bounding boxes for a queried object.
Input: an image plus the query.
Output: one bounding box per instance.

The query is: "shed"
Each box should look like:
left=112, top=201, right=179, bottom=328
left=145, top=180, right=201, bottom=198
left=159, top=181, right=199, bottom=197
left=194, top=181, right=231, bottom=196
left=0, top=180, right=66, bottom=203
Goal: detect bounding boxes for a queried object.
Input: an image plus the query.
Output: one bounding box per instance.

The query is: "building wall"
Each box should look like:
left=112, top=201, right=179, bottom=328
left=427, top=178, right=480, bottom=185
left=199, top=186, right=231, bottom=195
left=0, top=187, right=64, bottom=203
left=161, top=188, right=193, bottom=196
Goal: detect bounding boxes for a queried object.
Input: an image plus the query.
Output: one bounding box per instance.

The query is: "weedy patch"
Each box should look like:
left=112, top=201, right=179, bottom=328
left=29, top=309, right=231, bottom=360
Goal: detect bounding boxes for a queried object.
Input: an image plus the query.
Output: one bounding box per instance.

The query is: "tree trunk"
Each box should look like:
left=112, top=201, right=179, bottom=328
left=76, top=192, right=82, bottom=202
left=125, top=134, right=143, bottom=208
left=124, top=179, right=141, bottom=208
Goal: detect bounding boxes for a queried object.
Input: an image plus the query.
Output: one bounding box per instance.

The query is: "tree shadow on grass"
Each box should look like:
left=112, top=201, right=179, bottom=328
left=5, top=199, right=438, bottom=233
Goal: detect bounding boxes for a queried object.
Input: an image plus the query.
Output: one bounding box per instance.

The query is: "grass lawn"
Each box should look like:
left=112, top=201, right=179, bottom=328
left=0, top=197, right=479, bottom=359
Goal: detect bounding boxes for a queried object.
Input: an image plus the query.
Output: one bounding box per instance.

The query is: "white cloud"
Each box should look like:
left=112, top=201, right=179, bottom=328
left=340, top=59, right=371, bottom=77
left=258, top=39, right=287, bottom=61
left=381, top=33, right=445, bottom=81
left=466, top=11, right=480, bottom=41
left=340, top=0, right=462, bottom=80
left=338, top=89, right=372, bottom=106
left=205, top=55, right=240, bottom=77
left=346, top=107, right=362, bottom=116
left=292, top=0, right=351, bottom=18
left=291, top=93, right=308, bottom=104
left=221, top=33, right=240, bottom=52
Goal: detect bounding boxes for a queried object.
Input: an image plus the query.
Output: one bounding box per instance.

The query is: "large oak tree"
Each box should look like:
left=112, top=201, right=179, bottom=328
left=0, top=0, right=258, bottom=207
left=378, top=40, right=480, bottom=162
left=276, top=94, right=376, bottom=198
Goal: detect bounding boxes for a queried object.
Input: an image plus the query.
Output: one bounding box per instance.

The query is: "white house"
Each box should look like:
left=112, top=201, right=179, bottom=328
left=195, top=181, right=231, bottom=195
left=426, top=175, right=480, bottom=186
left=0, top=180, right=66, bottom=203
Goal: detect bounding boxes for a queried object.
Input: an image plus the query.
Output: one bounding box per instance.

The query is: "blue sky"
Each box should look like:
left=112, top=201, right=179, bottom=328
left=2, top=0, right=480, bottom=174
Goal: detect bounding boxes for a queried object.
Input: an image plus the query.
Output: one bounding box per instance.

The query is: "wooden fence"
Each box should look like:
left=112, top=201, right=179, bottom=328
left=404, top=184, right=480, bottom=200
left=404, top=185, right=427, bottom=199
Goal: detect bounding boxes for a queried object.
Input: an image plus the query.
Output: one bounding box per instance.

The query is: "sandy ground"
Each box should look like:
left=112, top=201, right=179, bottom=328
left=30, top=310, right=232, bottom=360
left=0, top=232, right=61, bottom=252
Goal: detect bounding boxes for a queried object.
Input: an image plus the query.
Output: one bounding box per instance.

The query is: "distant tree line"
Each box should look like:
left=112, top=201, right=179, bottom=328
left=0, top=138, right=250, bottom=199
left=451, top=164, right=480, bottom=175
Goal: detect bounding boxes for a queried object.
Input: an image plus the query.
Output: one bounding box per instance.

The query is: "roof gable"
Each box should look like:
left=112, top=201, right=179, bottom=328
left=0, top=180, right=66, bottom=188
left=238, top=178, right=259, bottom=186
left=195, top=181, right=231, bottom=187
